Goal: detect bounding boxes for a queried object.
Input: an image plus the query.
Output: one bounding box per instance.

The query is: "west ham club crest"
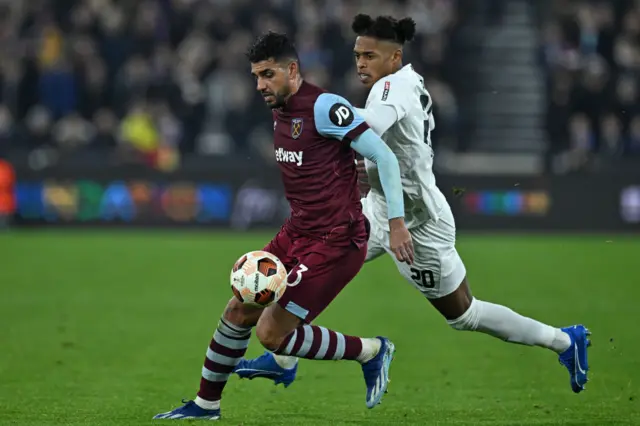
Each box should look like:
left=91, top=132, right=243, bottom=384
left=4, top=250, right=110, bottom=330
left=291, top=118, right=303, bottom=139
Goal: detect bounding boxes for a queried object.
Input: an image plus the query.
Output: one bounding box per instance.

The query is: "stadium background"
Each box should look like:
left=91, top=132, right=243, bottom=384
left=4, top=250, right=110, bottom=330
left=0, top=0, right=639, bottom=425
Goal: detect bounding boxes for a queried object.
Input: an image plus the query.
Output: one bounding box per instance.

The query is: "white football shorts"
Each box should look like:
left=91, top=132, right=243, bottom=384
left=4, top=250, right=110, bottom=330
left=362, top=195, right=467, bottom=299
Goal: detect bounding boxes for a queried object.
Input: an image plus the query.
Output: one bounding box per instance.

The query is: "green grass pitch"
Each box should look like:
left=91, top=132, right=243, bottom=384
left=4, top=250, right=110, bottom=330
left=0, top=231, right=638, bottom=425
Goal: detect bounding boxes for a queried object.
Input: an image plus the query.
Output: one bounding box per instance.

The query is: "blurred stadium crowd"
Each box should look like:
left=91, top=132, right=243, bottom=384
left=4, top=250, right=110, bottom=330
left=0, top=0, right=638, bottom=171
left=0, top=0, right=460, bottom=168
left=541, top=0, right=640, bottom=171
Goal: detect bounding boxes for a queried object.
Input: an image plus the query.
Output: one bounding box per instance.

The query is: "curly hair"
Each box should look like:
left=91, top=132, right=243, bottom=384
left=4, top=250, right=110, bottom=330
left=246, top=31, right=299, bottom=64
left=351, top=14, right=416, bottom=44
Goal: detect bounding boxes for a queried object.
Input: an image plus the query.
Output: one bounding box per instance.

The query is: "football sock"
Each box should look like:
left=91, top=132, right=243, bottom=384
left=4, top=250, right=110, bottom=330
left=273, top=336, right=380, bottom=365
left=272, top=353, right=299, bottom=369
left=196, top=317, right=251, bottom=405
left=194, top=397, right=220, bottom=411
left=274, top=324, right=364, bottom=361
left=356, top=337, right=381, bottom=363
left=448, top=298, right=572, bottom=353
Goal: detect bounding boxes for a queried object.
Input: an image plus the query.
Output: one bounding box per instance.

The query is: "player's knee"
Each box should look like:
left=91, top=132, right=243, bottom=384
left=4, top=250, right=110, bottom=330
left=223, top=297, right=261, bottom=328
left=447, top=297, right=480, bottom=331
left=255, top=322, right=285, bottom=352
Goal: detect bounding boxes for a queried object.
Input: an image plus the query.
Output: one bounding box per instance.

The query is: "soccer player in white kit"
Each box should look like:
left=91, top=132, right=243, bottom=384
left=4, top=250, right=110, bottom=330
left=234, top=14, right=591, bottom=395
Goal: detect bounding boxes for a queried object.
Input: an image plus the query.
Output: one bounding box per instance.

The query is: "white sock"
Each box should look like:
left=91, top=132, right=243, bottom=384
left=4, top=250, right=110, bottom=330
left=356, top=338, right=381, bottom=363
left=448, top=298, right=572, bottom=353
left=194, top=396, right=220, bottom=410
left=272, top=353, right=299, bottom=369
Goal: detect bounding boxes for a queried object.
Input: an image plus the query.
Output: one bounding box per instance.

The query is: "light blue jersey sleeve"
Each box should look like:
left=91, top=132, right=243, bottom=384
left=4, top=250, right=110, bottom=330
left=313, top=93, right=369, bottom=142
left=351, top=129, right=404, bottom=219
left=314, top=92, right=404, bottom=220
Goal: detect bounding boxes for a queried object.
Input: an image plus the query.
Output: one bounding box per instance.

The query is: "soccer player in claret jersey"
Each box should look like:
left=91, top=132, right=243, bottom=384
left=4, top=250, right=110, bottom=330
left=154, top=32, right=416, bottom=420
left=235, top=15, right=591, bottom=395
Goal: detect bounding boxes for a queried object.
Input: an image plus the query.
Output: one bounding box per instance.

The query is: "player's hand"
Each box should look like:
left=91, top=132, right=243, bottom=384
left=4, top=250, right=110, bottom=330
left=356, top=159, right=370, bottom=196
left=389, top=217, right=414, bottom=264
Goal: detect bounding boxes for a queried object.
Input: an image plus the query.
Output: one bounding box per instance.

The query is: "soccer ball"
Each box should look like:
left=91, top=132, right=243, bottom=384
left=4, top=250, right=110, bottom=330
left=230, top=251, right=288, bottom=307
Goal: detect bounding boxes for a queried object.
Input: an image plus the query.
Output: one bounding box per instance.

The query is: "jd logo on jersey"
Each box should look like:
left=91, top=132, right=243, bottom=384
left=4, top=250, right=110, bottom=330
left=291, top=118, right=303, bottom=139
left=329, top=103, right=354, bottom=127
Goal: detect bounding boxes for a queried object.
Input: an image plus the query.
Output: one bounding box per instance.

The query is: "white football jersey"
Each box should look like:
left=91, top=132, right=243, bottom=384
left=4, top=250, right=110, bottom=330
left=363, top=64, right=445, bottom=230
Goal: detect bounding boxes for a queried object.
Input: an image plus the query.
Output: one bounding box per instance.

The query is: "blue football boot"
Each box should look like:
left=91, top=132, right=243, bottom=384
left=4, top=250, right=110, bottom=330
left=153, top=400, right=220, bottom=420
left=362, top=337, right=396, bottom=409
left=558, top=325, right=591, bottom=393
left=234, top=351, right=298, bottom=387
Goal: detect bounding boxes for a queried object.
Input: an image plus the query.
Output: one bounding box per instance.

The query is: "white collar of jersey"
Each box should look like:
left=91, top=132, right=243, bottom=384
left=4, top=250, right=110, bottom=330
left=396, top=64, right=417, bottom=77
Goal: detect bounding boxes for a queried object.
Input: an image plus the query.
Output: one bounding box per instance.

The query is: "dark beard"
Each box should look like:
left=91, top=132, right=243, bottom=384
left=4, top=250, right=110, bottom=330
left=267, top=92, right=288, bottom=109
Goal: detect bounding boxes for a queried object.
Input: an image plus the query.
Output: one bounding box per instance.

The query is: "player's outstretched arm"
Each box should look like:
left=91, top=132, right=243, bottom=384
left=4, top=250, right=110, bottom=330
left=350, top=129, right=402, bottom=216
left=314, top=93, right=413, bottom=264
left=313, top=92, right=403, bottom=218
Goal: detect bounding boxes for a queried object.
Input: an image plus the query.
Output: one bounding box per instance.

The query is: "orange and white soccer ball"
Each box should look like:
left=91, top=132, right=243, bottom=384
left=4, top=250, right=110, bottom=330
left=230, top=251, right=288, bottom=307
